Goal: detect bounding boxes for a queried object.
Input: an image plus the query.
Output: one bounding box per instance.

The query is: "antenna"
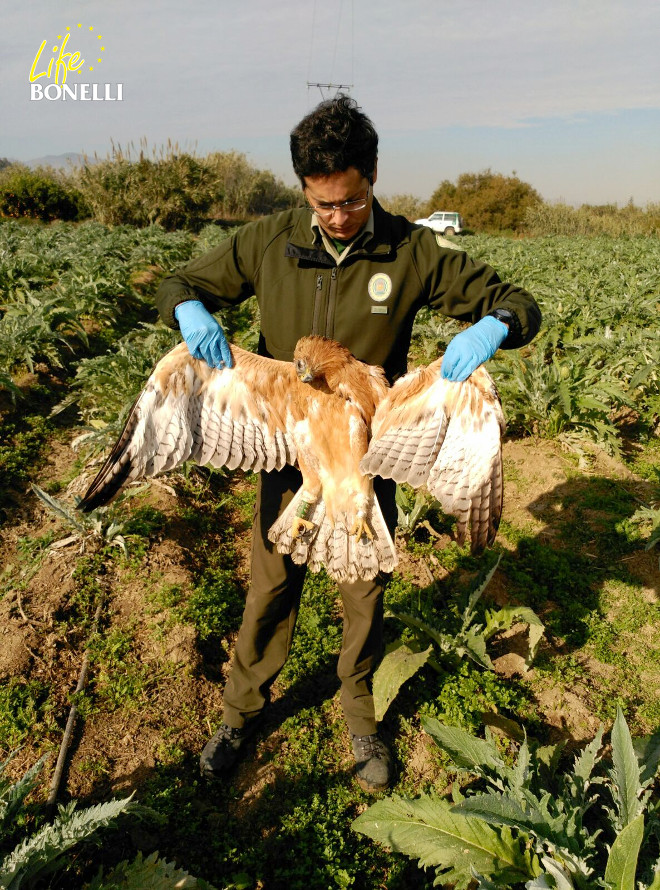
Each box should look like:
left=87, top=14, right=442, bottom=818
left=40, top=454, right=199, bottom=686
left=306, top=81, right=353, bottom=100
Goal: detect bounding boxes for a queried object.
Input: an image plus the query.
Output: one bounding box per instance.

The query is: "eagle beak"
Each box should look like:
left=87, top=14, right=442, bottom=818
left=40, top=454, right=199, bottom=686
left=296, top=361, right=314, bottom=383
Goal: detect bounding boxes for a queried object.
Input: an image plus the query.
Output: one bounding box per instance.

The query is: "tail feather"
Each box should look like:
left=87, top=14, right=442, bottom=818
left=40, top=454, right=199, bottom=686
left=267, top=489, right=398, bottom=584
left=78, top=397, right=145, bottom=512
left=79, top=388, right=198, bottom=512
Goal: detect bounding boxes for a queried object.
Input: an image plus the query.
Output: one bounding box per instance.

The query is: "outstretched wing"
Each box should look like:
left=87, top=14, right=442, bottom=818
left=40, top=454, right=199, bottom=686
left=79, top=342, right=299, bottom=511
left=361, top=359, right=505, bottom=553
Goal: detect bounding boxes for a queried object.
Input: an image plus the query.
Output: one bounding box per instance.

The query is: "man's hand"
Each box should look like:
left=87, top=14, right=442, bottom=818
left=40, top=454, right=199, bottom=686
left=441, top=315, right=508, bottom=382
left=174, top=300, right=233, bottom=369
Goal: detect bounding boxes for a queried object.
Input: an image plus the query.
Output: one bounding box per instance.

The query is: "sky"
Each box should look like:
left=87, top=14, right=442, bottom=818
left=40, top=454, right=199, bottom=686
left=2, top=0, right=659, bottom=207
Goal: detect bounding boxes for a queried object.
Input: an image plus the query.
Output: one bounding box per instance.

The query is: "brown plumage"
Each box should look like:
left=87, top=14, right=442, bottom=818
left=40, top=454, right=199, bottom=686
left=79, top=336, right=505, bottom=583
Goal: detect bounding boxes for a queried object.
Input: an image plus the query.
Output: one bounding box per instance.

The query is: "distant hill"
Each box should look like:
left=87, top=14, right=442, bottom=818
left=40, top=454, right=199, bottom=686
left=26, top=152, right=87, bottom=169
left=0, top=153, right=94, bottom=170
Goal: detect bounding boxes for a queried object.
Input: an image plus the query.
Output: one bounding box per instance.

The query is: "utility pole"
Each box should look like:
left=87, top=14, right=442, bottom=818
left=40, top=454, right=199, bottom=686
left=307, top=82, right=353, bottom=100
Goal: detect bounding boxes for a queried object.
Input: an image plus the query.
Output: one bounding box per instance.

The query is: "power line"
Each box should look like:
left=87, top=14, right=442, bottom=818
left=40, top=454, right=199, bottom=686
left=307, top=0, right=354, bottom=99
left=329, top=0, right=344, bottom=86
left=306, top=0, right=318, bottom=88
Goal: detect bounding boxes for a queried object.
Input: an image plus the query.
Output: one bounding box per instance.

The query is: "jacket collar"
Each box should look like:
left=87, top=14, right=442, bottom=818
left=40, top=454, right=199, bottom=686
left=285, top=198, right=401, bottom=262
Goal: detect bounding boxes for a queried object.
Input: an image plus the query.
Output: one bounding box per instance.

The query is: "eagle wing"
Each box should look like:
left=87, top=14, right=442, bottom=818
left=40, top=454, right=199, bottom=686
left=361, top=359, right=505, bottom=553
left=79, top=342, right=299, bottom=511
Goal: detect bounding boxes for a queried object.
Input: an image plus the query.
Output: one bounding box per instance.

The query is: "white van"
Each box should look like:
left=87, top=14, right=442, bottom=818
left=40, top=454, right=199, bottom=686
left=414, top=211, right=464, bottom=236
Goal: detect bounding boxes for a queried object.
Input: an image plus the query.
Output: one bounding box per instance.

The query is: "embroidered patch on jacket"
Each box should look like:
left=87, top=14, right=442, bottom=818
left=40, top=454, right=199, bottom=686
left=435, top=233, right=461, bottom=251
left=368, top=273, right=392, bottom=302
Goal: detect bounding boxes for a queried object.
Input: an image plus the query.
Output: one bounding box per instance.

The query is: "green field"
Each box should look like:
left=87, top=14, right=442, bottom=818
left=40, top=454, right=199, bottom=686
left=0, top=220, right=659, bottom=888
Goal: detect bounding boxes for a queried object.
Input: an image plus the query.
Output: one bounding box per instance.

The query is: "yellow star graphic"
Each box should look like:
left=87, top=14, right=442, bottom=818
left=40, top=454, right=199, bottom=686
left=89, top=25, right=93, bottom=31
left=89, top=66, right=94, bottom=71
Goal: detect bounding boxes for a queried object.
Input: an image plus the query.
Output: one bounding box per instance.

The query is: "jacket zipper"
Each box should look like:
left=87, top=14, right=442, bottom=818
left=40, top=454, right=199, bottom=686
left=312, top=273, right=324, bottom=334
left=325, top=267, right=338, bottom=338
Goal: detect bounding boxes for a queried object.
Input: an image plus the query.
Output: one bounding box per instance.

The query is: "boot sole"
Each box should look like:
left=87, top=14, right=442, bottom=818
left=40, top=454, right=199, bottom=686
left=355, top=773, right=391, bottom=793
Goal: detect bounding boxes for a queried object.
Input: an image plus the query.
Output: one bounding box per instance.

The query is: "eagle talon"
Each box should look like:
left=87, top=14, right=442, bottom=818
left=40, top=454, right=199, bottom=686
left=350, top=517, right=374, bottom=541
left=291, top=516, right=315, bottom=538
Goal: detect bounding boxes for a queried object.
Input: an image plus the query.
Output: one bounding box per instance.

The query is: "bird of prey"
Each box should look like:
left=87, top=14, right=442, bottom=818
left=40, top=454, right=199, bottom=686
left=79, top=336, right=505, bottom=583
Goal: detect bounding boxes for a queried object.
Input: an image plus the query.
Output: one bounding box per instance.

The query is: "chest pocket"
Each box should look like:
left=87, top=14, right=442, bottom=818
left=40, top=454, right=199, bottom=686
left=256, top=268, right=318, bottom=358
left=332, top=260, right=421, bottom=370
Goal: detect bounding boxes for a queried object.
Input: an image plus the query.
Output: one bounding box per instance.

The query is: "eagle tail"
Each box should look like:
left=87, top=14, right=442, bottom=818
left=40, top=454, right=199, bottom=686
left=267, top=488, right=398, bottom=584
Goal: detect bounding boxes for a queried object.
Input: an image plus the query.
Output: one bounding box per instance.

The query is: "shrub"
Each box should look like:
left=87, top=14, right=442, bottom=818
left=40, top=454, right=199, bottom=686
left=54, top=323, right=180, bottom=452
left=524, top=200, right=660, bottom=236
left=205, top=150, right=301, bottom=218
left=84, top=851, right=220, bottom=889
left=0, top=754, right=139, bottom=889
left=425, top=169, right=542, bottom=233
left=74, top=142, right=301, bottom=230
left=0, top=165, right=89, bottom=222
left=354, top=708, right=660, bottom=889
left=75, top=142, right=217, bottom=230
left=378, top=193, right=425, bottom=221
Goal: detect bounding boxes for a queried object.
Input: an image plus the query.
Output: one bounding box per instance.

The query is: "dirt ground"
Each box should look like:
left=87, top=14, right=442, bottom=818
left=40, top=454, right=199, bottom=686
left=1, top=431, right=657, bottom=797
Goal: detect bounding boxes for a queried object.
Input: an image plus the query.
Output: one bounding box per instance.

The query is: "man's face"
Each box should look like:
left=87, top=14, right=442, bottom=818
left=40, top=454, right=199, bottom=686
left=303, top=166, right=376, bottom=241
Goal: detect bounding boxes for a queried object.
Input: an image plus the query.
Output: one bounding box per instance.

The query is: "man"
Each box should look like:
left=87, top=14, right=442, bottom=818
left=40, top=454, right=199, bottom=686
left=155, top=95, right=541, bottom=792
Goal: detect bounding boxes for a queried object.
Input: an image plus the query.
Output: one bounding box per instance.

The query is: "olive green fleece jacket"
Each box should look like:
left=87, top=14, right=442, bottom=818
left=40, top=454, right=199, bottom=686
left=155, top=199, right=541, bottom=382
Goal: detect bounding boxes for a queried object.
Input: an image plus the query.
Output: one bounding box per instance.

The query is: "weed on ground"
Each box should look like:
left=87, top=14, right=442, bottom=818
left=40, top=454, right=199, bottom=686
left=1, top=225, right=659, bottom=887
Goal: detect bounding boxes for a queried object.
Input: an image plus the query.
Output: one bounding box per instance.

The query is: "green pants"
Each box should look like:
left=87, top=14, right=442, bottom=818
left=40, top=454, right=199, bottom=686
left=222, top=465, right=397, bottom=736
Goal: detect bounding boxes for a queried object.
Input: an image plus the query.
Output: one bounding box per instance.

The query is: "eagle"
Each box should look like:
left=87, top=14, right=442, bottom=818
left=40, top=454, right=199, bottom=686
left=78, top=336, right=505, bottom=584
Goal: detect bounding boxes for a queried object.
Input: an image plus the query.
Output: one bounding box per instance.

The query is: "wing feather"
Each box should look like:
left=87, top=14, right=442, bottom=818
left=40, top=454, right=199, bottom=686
left=361, top=358, right=505, bottom=554
left=79, top=342, right=300, bottom=511
left=195, top=395, right=217, bottom=465
left=361, top=364, right=450, bottom=487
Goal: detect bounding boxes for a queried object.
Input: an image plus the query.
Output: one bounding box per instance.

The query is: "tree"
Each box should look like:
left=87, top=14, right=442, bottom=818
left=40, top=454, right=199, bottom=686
left=378, top=193, right=425, bottom=221
left=0, top=164, right=89, bottom=221
left=425, top=169, right=542, bottom=233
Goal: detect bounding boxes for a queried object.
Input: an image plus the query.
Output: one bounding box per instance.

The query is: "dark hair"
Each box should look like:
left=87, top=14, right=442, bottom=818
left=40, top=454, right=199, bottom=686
left=290, top=94, right=378, bottom=186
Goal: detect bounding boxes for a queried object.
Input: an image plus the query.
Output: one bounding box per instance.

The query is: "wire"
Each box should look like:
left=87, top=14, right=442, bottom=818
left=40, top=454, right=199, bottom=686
left=307, top=0, right=354, bottom=99
left=350, top=0, right=354, bottom=88
left=306, top=0, right=319, bottom=90
left=329, top=0, right=344, bottom=87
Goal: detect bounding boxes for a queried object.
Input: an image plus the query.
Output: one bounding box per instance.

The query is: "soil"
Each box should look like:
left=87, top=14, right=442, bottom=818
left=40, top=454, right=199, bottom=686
left=0, top=431, right=657, bottom=798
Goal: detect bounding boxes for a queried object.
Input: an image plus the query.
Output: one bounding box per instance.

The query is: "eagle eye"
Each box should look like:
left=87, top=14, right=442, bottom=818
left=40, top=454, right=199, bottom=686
left=295, top=359, right=305, bottom=372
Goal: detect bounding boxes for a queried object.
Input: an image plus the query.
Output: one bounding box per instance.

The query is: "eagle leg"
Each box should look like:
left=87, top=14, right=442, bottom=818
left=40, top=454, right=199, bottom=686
left=291, top=516, right=315, bottom=538
left=291, top=497, right=316, bottom=539
left=350, top=509, right=374, bottom=541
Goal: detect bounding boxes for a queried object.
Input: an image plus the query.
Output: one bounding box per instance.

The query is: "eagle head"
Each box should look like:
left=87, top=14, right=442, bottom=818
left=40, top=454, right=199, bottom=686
left=293, top=336, right=352, bottom=386
left=294, top=355, right=315, bottom=384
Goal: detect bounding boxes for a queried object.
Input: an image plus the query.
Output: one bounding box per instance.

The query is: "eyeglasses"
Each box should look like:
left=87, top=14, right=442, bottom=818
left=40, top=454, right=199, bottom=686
left=306, top=183, right=371, bottom=219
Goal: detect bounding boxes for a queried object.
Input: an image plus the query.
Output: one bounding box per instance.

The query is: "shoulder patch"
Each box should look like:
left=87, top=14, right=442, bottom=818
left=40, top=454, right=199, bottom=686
left=435, top=232, right=462, bottom=251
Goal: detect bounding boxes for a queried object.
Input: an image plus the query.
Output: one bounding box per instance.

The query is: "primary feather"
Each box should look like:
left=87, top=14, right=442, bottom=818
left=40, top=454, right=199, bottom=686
left=361, top=357, right=505, bottom=553
left=79, top=337, right=504, bottom=581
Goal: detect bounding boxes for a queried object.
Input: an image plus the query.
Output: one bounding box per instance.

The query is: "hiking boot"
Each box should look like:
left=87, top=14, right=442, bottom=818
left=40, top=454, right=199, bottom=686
left=199, top=722, right=258, bottom=780
left=351, top=732, right=393, bottom=792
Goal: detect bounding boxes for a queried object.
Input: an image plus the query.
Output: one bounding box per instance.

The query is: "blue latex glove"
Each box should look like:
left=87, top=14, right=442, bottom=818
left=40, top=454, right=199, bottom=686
left=174, top=300, right=233, bottom=369
left=441, top=315, right=508, bottom=382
